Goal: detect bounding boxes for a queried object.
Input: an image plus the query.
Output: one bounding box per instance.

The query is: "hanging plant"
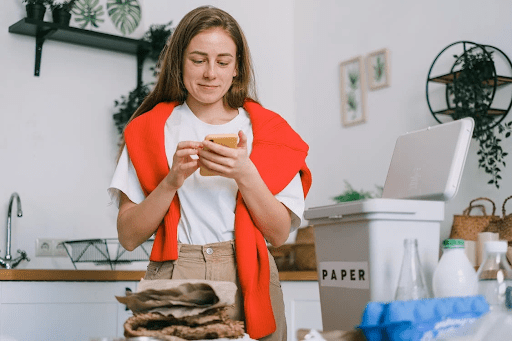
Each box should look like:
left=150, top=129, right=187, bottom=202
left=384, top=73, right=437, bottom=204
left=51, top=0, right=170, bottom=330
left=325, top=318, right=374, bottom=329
left=143, top=20, right=174, bottom=61
left=113, top=84, right=150, bottom=135
left=447, top=48, right=512, bottom=188
left=112, top=20, right=174, bottom=137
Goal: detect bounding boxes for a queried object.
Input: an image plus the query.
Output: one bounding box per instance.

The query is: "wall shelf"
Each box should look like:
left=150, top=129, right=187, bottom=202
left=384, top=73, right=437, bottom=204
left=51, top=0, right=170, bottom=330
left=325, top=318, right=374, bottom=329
left=429, top=71, right=512, bottom=87
left=426, top=41, right=512, bottom=132
left=8, top=17, right=149, bottom=84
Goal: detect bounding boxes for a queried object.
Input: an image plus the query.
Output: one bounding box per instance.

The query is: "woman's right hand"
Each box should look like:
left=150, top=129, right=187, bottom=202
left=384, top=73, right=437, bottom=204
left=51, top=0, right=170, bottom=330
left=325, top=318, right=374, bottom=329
left=165, top=141, right=202, bottom=190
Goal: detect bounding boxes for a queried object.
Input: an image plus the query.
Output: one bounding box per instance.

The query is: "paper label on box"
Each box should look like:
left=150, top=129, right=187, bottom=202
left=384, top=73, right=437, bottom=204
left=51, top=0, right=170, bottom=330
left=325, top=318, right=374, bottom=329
left=318, top=261, right=369, bottom=289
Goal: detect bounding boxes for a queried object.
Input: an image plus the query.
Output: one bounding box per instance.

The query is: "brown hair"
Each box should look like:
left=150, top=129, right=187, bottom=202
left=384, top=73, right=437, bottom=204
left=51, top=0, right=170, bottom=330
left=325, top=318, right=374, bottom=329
left=117, top=6, right=258, bottom=156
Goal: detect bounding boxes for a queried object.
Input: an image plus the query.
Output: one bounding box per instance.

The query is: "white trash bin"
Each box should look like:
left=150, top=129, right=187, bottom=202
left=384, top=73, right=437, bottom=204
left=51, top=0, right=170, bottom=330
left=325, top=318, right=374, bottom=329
left=304, top=198, right=444, bottom=331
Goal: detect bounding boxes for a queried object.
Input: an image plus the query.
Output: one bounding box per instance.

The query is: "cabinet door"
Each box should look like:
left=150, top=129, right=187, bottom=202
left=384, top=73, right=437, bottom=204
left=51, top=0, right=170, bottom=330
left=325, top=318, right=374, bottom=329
left=0, top=281, right=137, bottom=341
left=282, top=281, right=323, bottom=341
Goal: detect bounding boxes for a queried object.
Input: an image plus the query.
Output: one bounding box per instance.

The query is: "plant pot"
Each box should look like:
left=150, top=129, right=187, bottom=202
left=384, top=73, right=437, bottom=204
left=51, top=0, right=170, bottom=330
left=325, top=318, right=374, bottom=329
left=52, top=9, right=72, bottom=26
left=25, top=3, right=46, bottom=21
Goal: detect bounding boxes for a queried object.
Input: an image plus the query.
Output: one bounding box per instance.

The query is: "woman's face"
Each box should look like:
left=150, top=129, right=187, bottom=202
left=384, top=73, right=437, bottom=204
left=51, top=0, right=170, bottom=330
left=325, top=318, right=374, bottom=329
left=183, top=27, right=237, bottom=109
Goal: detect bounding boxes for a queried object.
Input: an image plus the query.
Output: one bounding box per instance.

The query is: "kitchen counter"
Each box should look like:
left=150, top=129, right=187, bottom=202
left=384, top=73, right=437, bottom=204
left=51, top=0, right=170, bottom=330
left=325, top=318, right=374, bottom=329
left=0, top=269, right=317, bottom=281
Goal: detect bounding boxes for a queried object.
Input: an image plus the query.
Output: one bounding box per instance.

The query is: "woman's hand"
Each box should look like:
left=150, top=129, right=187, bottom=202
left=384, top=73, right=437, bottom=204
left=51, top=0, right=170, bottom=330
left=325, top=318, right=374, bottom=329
left=165, top=141, right=202, bottom=190
left=198, top=130, right=255, bottom=181
left=199, top=130, right=291, bottom=246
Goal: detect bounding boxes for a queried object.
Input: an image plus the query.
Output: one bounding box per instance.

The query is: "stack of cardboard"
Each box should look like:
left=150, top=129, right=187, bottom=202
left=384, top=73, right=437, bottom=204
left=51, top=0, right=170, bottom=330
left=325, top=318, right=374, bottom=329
left=117, top=279, right=249, bottom=341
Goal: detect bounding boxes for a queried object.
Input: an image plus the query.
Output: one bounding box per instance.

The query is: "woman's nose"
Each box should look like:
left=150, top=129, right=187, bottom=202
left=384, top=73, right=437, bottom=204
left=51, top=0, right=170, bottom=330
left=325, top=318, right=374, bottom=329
left=203, top=62, right=216, bottom=79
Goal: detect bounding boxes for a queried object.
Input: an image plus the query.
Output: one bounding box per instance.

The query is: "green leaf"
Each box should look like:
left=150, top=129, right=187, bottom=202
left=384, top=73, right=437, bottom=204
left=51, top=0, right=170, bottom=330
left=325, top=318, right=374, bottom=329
left=106, top=0, right=141, bottom=35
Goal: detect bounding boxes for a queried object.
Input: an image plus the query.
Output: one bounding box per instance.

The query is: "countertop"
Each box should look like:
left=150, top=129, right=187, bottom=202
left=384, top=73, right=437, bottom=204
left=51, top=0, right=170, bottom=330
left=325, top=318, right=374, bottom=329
left=0, top=269, right=317, bottom=282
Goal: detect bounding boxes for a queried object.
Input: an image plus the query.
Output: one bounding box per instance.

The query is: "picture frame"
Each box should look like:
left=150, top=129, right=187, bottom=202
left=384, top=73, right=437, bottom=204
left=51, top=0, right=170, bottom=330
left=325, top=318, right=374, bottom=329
left=340, top=56, right=367, bottom=127
left=366, top=48, right=390, bottom=90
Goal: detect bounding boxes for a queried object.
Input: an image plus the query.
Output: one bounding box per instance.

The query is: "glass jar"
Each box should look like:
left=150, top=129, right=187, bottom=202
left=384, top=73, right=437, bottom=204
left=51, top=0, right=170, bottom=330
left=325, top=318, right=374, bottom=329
left=476, top=240, right=512, bottom=310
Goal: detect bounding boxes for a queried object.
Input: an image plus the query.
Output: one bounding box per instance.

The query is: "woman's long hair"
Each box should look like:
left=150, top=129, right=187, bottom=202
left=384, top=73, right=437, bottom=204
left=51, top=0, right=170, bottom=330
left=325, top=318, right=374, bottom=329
left=117, top=6, right=258, bottom=157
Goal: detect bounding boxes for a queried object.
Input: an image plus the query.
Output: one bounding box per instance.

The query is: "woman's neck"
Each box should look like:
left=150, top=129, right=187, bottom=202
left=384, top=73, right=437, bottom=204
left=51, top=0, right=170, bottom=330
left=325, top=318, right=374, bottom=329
left=186, top=98, right=239, bottom=125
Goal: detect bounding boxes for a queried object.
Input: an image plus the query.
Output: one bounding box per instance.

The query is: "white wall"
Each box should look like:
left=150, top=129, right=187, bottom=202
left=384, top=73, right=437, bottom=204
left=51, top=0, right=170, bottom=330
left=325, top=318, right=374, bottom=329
left=294, top=0, right=512, bottom=241
left=1, top=0, right=511, bottom=270
left=0, top=0, right=294, bottom=269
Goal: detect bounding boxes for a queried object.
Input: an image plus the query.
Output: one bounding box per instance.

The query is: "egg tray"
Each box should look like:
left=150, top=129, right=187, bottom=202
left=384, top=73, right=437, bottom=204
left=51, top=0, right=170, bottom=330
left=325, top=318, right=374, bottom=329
left=358, top=296, right=489, bottom=341
left=62, top=238, right=154, bottom=270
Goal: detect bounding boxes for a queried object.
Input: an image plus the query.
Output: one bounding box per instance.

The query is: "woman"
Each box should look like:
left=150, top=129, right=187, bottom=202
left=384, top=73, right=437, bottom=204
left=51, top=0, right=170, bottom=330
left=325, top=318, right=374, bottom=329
left=109, top=6, right=312, bottom=340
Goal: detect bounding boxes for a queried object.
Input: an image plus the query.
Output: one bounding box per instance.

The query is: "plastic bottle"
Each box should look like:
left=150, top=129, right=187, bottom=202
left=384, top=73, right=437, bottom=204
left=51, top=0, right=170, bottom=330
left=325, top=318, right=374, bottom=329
left=432, top=239, right=477, bottom=297
left=476, top=240, right=512, bottom=311
left=394, top=238, right=430, bottom=300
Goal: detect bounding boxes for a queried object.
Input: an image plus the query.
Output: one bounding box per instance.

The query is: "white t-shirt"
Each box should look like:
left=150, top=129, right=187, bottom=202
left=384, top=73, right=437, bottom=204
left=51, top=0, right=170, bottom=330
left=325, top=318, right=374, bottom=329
left=108, top=103, right=305, bottom=245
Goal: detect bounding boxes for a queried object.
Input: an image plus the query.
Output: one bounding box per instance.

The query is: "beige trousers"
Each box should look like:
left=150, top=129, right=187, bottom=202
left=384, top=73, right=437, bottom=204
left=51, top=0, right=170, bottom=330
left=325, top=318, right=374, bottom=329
left=144, top=240, right=286, bottom=341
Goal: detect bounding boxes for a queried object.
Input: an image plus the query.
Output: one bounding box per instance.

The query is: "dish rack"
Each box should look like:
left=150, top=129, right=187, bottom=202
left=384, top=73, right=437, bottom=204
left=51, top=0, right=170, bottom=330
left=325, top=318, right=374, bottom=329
left=62, top=238, right=154, bottom=270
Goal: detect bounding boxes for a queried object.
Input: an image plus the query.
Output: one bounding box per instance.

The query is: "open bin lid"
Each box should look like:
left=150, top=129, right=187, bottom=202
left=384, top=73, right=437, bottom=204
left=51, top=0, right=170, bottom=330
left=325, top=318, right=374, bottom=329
left=305, top=198, right=445, bottom=223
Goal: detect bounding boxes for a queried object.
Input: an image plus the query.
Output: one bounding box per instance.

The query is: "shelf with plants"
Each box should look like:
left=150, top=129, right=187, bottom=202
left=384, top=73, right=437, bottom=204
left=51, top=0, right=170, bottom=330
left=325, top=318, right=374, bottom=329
left=8, top=17, right=150, bottom=82
left=426, top=41, right=512, bottom=188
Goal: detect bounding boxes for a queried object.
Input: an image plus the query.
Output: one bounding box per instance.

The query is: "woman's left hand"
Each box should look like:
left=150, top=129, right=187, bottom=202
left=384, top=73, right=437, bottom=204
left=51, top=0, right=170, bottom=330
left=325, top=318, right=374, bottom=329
left=198, top=130, right=255, bottom=181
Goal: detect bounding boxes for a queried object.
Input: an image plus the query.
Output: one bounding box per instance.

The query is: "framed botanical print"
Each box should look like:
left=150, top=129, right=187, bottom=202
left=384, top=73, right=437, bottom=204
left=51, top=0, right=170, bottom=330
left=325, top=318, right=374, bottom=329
left=340, top=56, right=367, bottom=127
left=367, top=48, right=390, bottom=90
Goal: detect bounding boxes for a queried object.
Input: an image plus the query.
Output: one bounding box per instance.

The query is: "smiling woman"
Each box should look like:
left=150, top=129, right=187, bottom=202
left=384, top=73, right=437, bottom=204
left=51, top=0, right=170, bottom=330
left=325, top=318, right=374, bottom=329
left=108, top=6, right=312, bottom=340
left=182, top=27, right=239, bottom=123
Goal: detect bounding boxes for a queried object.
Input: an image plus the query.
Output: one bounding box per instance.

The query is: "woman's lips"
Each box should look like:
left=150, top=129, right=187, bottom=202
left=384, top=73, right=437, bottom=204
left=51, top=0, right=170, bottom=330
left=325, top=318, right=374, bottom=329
left=199, top=84, right=218, bottom=90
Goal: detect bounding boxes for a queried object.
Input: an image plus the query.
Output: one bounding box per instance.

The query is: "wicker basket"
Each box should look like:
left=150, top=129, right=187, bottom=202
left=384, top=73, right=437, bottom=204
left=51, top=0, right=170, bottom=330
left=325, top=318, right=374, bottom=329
left=268, top=244, right=296, bottom=271
left=293, top=243, right=316, bottom=271
left=499, top=196, right=512, bottom=244
left=294, top=226, right=317, bottom=271
left=449, top=197, right=501, bottom=241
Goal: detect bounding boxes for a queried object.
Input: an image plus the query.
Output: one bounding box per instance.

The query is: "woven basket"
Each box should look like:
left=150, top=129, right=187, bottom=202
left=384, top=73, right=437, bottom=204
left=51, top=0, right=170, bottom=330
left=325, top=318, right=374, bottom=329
left=293, top=226, right=316, bottom=271
left=268, top=244, right=296, bottom=271
left=499, top=196, right=512, bottom=244
left=449, top=197, right=501, bottom=241
left=293, top=243, right=316, bottom=271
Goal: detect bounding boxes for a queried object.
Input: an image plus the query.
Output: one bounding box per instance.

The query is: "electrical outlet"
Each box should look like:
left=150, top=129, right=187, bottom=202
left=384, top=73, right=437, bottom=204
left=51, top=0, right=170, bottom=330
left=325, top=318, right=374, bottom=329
left=52, top=239, right=68, bottom=257
left=35, top=238, right=52, bottom=257
left=35, top=238, right=69, bottom=257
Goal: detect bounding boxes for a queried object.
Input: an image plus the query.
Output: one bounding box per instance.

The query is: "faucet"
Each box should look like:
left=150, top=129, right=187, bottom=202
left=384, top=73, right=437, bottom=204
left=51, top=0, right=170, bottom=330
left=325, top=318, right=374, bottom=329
left=0, top=193, right=30, bottom=269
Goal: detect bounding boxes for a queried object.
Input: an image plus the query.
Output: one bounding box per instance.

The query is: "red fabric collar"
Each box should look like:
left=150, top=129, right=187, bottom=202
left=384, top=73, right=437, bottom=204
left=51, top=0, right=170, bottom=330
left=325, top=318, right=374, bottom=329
left=124, top=101, right=312, bottom=339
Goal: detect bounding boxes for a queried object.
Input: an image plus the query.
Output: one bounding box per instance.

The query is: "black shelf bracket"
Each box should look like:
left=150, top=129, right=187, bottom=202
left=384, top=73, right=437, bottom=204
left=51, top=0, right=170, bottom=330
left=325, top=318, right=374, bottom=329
left=34, top=27, right=56, bottom=76
left=136, top=46, right=149, bottom=88
left=9, top=18, right=150, bottom=86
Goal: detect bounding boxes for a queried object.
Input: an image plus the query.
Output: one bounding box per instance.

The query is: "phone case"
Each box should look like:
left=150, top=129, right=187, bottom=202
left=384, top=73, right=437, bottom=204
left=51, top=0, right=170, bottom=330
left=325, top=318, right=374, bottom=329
left=200, top=133, right=238, bottom=176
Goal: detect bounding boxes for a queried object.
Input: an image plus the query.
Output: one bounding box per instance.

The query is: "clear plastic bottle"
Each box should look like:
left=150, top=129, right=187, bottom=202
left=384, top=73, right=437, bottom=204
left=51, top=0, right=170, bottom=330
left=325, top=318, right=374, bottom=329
left=476, top=240, right=512, bottom=311
left=432, top=239, right=477, bottom=297
left=394, top=238, right=430, bottom=300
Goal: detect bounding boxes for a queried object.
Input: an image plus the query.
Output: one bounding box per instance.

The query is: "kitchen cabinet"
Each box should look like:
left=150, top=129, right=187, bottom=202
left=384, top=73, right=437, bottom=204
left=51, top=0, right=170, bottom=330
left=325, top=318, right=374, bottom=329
left=0, top=271, right=322, bottom=341
left=0, top=281, right=136, bottom=341
left=281, top=281, right=323, bottom=341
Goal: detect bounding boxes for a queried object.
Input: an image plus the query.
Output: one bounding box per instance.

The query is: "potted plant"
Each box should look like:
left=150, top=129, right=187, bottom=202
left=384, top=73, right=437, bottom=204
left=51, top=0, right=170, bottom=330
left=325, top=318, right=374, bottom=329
left=447, top=48, right=512, bottom=188
left=142, top=21, right=174, bottom=61
left=112, top=21, right=174, bottom=138
left=49, top=0, right=77, bottom=26
left=23, top=0, right=51, bottom=21
left=113, top=84, right=150, bottom=137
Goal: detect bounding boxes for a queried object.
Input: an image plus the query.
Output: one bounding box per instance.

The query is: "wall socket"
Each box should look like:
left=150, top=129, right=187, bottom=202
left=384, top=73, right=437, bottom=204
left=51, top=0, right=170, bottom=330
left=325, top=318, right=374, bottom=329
left=35, top=238, right=68, bottom=257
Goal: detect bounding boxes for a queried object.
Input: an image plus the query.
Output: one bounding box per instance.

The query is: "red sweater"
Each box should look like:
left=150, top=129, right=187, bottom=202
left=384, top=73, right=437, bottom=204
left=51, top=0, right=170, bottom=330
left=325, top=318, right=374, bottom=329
left=124, top=100, right=312, bottom=339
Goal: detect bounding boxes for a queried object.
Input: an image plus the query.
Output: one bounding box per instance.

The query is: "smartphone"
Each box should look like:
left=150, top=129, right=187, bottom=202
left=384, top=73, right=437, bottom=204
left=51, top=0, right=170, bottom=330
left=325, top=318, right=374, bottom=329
left=200, top=133, right=238, bottom=176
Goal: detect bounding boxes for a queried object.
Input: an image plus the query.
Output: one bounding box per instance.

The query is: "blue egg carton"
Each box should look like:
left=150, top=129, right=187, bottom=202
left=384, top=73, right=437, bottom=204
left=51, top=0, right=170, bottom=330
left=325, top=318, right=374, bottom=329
left=358, top=296, right=489, bottom=341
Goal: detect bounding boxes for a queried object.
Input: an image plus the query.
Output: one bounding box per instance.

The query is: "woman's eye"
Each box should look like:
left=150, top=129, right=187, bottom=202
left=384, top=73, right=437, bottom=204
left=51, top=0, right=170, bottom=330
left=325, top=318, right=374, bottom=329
left=192, top=59, right=204, bottom=64
left=218, top=61, right=229, bottom=66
